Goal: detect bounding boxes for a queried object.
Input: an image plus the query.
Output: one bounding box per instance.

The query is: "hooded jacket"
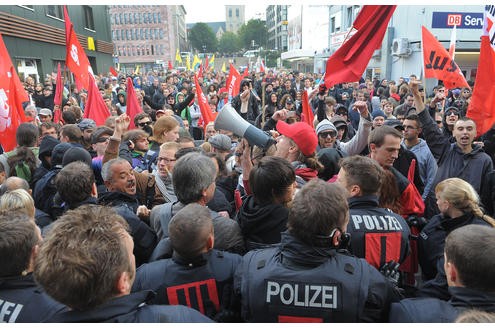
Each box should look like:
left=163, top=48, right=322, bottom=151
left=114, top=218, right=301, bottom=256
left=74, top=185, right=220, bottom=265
left=236, top=195, right=289, bottom=251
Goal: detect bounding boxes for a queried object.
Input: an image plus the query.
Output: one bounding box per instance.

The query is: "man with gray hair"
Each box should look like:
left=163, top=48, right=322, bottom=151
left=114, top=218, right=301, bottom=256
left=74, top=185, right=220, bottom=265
left=150, top=152, right=244, bottom=254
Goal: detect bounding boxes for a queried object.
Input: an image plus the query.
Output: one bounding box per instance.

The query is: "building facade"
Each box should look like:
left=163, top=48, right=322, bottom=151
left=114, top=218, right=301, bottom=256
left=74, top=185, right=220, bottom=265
left=109, top=5, right=186, bottom=73
left=0, top=5, right=113, bottom=84
left=225, top=5, right=244, bottom=33
left=266, top=5, right=288, bottom=53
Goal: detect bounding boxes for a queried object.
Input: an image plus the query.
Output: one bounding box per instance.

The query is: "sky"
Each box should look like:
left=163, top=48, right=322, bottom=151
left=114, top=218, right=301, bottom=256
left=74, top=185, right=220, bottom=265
left=184, top=4, right=267, bottom=24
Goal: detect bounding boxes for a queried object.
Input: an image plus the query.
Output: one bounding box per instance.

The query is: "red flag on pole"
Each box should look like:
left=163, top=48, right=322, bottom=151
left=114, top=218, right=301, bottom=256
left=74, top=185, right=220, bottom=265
left=422, top=26, right=469, bottom=90
left=167, top=60, right=173, bottom=71
left=194, top=74, right=216, bottom=127
left=204, top=54, right=209, bottom=71
left=83, top=74, right=109, bottom=126
left=54, top=63, right=64, bottom=106
left=241, top=66, right=249, bottom=79
left=226, top=64, right=241, bottom=98
left=301, top=90, right=314, bottom=127
left=64, top=6, right=93, bottom=91
left=0, top=34, right=28, bottom=151
left=466, top=6, right=495, bottom=137
left=109, top=66, right=118, bottom=77
left=324, top=6, right=396, bottom=88
left=126, top=77, right=142, bottom=129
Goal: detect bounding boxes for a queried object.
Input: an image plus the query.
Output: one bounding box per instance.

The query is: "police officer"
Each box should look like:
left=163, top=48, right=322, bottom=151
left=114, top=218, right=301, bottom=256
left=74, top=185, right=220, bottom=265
left=0, top=211, right=66, bottom=322
left=336, top=155, right=410, bottom=269
left=234, top=179, right=398, bottom=322
left=390, top=225, right=495, bottom=322
left=34, top=205, right=211, bottom=323
left=132, top=203, right=242, bottom=321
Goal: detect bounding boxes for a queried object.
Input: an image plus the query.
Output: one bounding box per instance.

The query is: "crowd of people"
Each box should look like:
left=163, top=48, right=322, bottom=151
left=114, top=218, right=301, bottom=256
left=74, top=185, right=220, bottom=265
left=0, top=66, right=494, bottom=323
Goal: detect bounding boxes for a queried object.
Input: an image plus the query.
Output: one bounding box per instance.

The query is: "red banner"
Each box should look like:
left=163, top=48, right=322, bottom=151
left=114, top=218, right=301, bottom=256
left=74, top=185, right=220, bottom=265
left=83, top=74, right=109, bottom=126
left=226, top=64, right=241, bottom=98
left=194, top=74, right=216, bottom=127
left=64, top=6, right=93, bottom=90
left=126, top=77, right=142, bottom=129
left=422, top=26, right=469, bottom=90
left=301, top=90, right=314, bottom=127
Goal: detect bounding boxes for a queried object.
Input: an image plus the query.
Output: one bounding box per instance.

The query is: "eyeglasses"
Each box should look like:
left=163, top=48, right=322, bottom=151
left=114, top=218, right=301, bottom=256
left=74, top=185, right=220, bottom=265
left=138, top=121, right=152, bottom=127
left=157, top=157, right=176, bottom=164
left=319, top=131, right=337, bottom=138
left=436, top=120, right=442, bottom=124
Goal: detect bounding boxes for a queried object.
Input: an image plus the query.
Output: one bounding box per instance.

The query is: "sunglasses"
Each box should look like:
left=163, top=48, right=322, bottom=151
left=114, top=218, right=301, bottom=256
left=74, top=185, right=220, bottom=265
left=436, top=120, right=442, bottom=124
left=446, top=111, right=459, bottom=116
left=319, top=131, right=337, bottom=138
left=138, top=121, right=152, bottom=127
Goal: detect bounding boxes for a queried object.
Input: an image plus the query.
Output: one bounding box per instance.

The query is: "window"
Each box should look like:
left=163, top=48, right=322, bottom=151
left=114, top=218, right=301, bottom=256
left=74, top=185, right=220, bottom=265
left=145, top=29, right=149, bottom=40
left=236, top=9, right=239, bottom=17
left=46, top=5, right=63, bottom=19
left=83, top=6, right=95, bottom=30
left=346, top=6, right=353, bottom=29
left=159, top=28, right=164, bottom=39
left=229, top=9, right=232, bottom=17
left=143, top=13, right=148, bottom=23
left=120, top=30, right=125, bottom=40
left=139, top=13, right=142, bottom=24
left=119, top=13, right=123, bottom=25
left=153, top=13, right=157, bottom=23
left=18, top=5, right=34, bottom=11
left=157, top=12, right=161, bottom=23
left=124, top=13, right=128, bottom=24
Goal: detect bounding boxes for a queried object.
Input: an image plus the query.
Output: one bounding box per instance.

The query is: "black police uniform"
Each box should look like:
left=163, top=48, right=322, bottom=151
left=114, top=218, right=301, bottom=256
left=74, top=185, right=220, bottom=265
left=234, top=232, right=397, bottom=323
left=389, top=286, right=495, bottom=322
left=347, top=195, right=411, bottom=269
left=0, top=274, right=66, bottom=322
left=48, top=290, right=212, bottom=323
left=132, top=250, right=242, bottom=319
left=417, top=212, right=491, bottom=300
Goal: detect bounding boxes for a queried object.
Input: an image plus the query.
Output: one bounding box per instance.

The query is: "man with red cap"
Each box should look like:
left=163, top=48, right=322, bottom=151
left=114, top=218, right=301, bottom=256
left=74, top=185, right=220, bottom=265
left=268, top=110, right=322, bottom=186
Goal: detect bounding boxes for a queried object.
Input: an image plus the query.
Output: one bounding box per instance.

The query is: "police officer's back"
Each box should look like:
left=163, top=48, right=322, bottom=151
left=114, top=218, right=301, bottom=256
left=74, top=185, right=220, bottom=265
left=234, top=180, right=397, bottom=322
left=337, top=155, right=410, bottom=269
left=0, top=211, right=65, bottom=322
left=133, top=204, right=241, bottom=320
left=390, top=225, right=495, bottom=322
left=33, top=205, right=211, bottom=323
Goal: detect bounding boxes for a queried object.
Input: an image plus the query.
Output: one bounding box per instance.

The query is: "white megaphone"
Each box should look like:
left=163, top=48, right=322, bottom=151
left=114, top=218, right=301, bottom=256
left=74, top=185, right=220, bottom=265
left=215, top=104, right=276, bottom=150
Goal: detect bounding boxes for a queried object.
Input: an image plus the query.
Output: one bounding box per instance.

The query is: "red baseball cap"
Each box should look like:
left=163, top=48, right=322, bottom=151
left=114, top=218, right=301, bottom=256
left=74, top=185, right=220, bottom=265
left=276, top=121, right=318, bottom=156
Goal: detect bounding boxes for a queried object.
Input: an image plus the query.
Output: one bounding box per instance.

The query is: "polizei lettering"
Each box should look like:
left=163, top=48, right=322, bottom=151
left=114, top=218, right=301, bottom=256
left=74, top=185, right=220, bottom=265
left=0, top=299, right=23, bottom=323
left=265, top=281, right=340, bottom=310
left=351, top=214, right=403, bottom=231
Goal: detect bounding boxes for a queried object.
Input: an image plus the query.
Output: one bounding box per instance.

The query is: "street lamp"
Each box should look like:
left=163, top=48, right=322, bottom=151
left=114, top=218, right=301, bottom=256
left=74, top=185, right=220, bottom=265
left=202, top=44, right=206, bottom=59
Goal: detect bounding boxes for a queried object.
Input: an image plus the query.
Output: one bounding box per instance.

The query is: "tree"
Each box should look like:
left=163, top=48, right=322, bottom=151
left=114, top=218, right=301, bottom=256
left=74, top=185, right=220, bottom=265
left=218, top=32, right=241, bottom=55
left=188, top=23, right=218, bottom=53
left=237, top=19, right=268, bottom=50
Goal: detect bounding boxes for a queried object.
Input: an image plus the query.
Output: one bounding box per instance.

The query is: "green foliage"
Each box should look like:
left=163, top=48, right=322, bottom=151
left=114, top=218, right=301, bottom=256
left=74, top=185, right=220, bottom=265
left=218, top=32, right=241, bottom=54
left=188, top=22, right=218, bottom=52
left=237, top=19, right=268, bottom=50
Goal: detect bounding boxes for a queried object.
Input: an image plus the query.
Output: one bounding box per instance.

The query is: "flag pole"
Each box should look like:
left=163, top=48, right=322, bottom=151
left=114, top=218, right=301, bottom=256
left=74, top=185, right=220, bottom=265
left=420, top=27, right=427, bottom=105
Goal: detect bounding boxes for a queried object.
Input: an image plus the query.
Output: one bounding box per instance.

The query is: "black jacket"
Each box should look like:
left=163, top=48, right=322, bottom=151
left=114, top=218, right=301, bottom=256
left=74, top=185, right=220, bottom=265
left=417, top=212, right=491, bottom=300
left=0, top=274, right=66, bottom=322
left=98, top=191, right=157, bottom=266
left=132, top=250, right=242, bottom=320
left=236, top=195, right=289, bottom=251
left=48, top=290, right=212, bottom=323
left=234, top=232, right=398, bottom=322
left=390, top=286, right=495, bottom=322
left=347, top=195, right=411, bottom=269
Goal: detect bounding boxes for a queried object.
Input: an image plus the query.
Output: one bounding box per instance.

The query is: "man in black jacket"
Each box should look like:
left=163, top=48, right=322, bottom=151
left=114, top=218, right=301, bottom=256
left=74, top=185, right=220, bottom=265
left=0, top=212, right=66, bottom=322
left=337, top=155, right=411, bottom=270
left=34, top=205, right=211, bottom=323
left=99, top=158, right=157, bottom=266
left=234, top=179, right=398, bottom=322
left=390, top=225, right=495, bottom=322
left=133, top=203, right=241, bottom=321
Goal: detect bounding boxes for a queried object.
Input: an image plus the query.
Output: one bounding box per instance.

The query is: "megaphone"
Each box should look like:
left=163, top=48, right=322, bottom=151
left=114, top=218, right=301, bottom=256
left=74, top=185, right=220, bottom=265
left=215, top=104, right=276, bottom=150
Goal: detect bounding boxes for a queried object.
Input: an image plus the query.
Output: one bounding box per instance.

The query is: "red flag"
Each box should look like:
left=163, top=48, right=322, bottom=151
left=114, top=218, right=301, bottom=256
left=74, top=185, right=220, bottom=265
left=0, top=34, right=28, bottom=151
left=126, top=77, right=142, bottom=129
left=324, top=6, right=396, bottom=88
left=466, top=7, right=495, bottom=137
left=198, top=64, right=203, bottom=79
left=54, top=63, right=64, bottom=106
left=241, top=66, right=249, bottom=79
left=204, top=55, right=209, bottom=71
left=109, top=66, right=118, bottom=77
left=167, top=60, right=173, bottom=71
left=0, top=67, right=29, bottom=152
left=301, top=90, right=314, bottom=127
left=226, top=64, right=241, bottom=98
left=259, top=60, right=266, bottom=73
left=64, top=6, right=93, bottom=90
left=83, top=74, right=109, bottom=126
left=194, top=74, right=216, bottom=127
left=421, top=26, right=469, bottom=90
